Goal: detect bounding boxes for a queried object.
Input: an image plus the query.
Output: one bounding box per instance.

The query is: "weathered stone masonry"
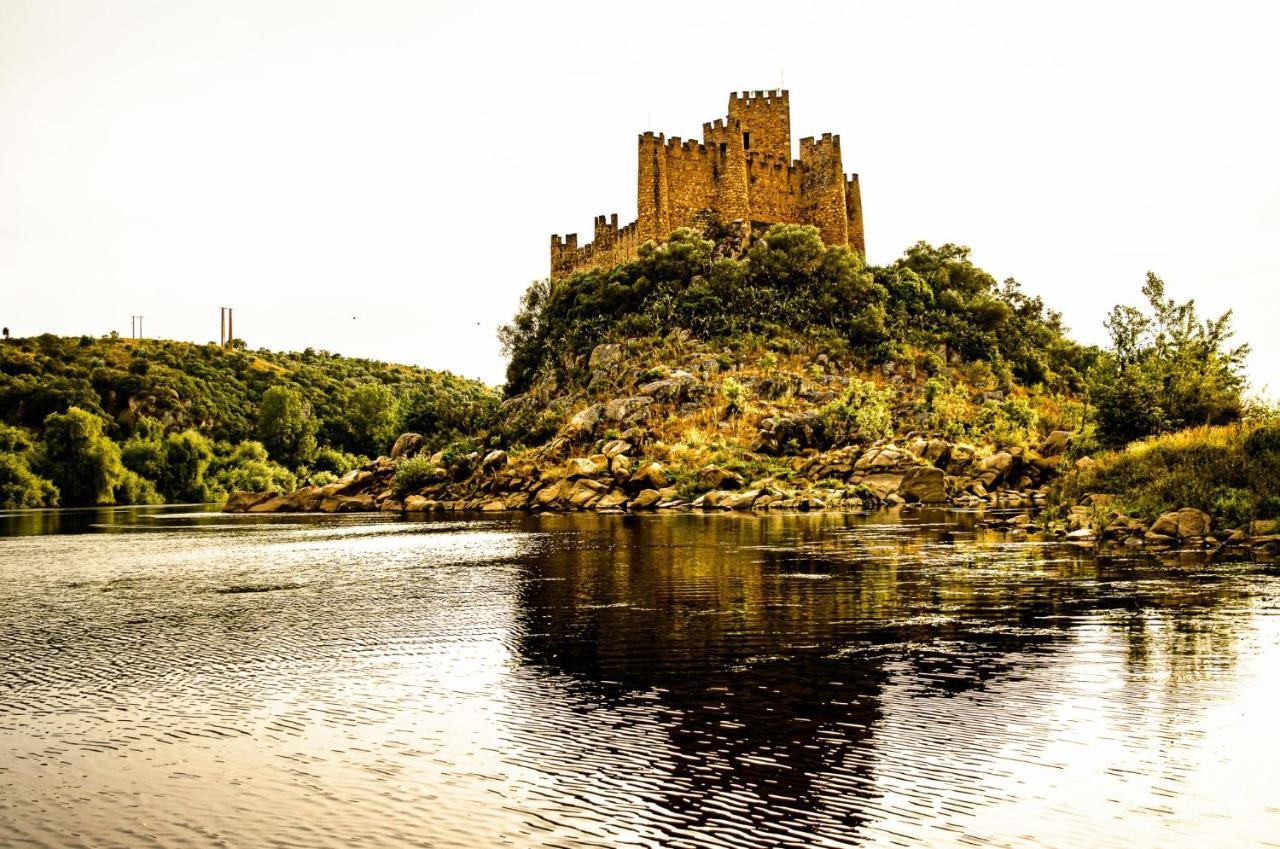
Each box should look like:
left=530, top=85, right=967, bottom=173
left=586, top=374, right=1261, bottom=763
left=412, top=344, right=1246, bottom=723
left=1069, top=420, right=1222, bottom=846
left=551, top=90, right=865, bottom=282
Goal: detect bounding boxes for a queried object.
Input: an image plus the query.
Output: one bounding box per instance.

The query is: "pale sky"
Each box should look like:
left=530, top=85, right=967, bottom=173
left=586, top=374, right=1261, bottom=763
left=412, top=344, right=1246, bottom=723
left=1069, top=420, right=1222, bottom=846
left=2, top=0, right=1277, bottom=391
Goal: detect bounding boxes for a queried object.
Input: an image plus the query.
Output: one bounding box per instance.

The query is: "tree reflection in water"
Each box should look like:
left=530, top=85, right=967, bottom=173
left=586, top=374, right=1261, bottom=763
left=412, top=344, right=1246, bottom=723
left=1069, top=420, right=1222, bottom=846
left=505, top=511, right=1267, bottom=846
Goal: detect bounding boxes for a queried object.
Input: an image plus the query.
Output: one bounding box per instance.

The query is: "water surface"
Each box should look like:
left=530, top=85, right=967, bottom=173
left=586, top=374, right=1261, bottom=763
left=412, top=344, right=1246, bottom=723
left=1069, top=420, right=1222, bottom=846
left=1, top=506, right=1277, bottom=848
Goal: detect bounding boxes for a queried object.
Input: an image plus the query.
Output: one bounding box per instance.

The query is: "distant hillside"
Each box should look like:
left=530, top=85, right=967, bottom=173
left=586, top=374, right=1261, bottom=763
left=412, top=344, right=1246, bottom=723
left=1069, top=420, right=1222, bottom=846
left=0, top=334, right=496, bottom=453
left=0, top=334, right=497, bottom=508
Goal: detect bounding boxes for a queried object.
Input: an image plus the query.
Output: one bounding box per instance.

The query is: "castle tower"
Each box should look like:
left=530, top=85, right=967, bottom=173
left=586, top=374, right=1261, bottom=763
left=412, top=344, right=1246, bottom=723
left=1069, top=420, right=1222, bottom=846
left=727, top=89, right=791, bottom=159
left=552, top=91, right=864, bottom=283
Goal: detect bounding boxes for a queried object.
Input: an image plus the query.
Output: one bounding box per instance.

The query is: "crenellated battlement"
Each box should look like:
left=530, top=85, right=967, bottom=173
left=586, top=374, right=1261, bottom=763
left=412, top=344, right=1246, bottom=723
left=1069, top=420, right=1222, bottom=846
left=552, top=90, right=864, bottom=283
left=729, top=88, right=789, bottom=108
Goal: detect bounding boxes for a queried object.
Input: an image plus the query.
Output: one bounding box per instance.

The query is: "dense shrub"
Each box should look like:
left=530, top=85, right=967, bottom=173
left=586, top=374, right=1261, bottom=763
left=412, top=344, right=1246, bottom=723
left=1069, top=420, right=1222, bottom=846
left=0, top=424, right=58, bottom=508
left=391, top=454, right=445, bottom=498
left=500, top=227, right=1092, bottom=397
left=0, top=336, right=495, bottom=460
left=312, top=446, right=365, bottom=476
left=342, top=383, right=399, bottom=457
left=820, top=379, right=894, bottom=445
left=256, top=385, right=318, bottom=469
left=207, top=441, right=296, bottom=495
left=37, top=407, right=127, bottom=506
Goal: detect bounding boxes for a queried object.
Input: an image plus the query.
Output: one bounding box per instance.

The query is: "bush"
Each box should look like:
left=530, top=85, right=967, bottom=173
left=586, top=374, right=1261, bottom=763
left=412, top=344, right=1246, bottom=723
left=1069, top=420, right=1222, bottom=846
left=975, top=397, right=1038, bottom=448
left=391, top=454, right=445, bottom=498
left=208, top=441, right=296, bottom=495
left=720, top=377, right=746, bottom=417
left=313, top=446, right=364, bottom=476
left=113, top=470, right=163, bottom=505
left=821, top=378, right=894, bottom=445
left=343, top=383, right=399, bottom=457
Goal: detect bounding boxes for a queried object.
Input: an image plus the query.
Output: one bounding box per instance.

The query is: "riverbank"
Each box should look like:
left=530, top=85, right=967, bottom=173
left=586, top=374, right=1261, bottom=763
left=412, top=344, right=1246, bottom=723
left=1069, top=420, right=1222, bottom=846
left=222, top=427, right=1280, bottom=560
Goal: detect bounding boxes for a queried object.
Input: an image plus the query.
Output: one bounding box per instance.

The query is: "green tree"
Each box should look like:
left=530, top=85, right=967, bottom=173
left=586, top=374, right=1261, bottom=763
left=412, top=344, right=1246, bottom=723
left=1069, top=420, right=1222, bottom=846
left=256, top=385, right=317, bottom=469
left=0, top=423, right=59, bottom=508
left=159, top=430, right=214, bottom=502
left=38, top=407, right=126, bottom=505
left=344, top=383, right=399, bottom=457
left=1090, top=272, right=1248, bottom=446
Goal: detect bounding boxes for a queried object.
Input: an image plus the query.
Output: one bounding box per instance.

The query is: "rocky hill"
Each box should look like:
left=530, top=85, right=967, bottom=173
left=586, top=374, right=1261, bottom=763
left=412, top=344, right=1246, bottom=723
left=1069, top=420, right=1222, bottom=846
left=224, top=224, right=1277, bottom=561
left=227, top=329, right=1077, bottom=517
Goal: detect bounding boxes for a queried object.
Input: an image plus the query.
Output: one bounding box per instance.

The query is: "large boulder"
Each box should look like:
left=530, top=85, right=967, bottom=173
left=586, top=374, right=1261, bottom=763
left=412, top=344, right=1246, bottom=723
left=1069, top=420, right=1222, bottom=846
left=333, top=469, right=375, bottom=496
left=1150, top=507, right=1212, bottom=539
left=698, top=465, right=744, bottom=491
left=973, top=452, right=1016, bottom=487
left=588, top=343, right=625, bottom=374
left=390, top=432, right=425, bottom=460
left=604, top=396, right=653, bottom=424
left=565, top=478, right=610, bottom=509
left=481, top=450, right=508, bottom=471
left=600, top=439, right=632, bottom=458
left=563, top=404, right=604, bottom=440
left=638, top=372, right=702, bottom=404
left=319, top=494, right=376, bottom=513
left=564, top=456, right=607, bottom=479
left=751, top=410, right=824, bottom=454
left=854, top=445, right=918, bottom=472
left=630, top=489, right=662, bottom=510
left=223, top=490, right=275, bottom=513
left=594, top=490, right=629, bottom=510
left=720, top=489, right=762, bottom=510
left=899, top=466, right=948, bottom=503
left=1038, top=430, right=1072, bottom=459
left=403, top=495, right=432, bottom=512
left=922, top=438, right=952, bottom=468
left=628, top=462, right=668, bottom=491
left=859, top=473, right=905, bottom=500
left=246, top=494, right=292, bottom=513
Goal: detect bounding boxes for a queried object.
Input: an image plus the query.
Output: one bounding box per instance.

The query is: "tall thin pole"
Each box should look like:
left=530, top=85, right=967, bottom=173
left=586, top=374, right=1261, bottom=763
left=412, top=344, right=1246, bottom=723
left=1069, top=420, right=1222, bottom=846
left=138, top=316, right=142, bottom=340
left=227, top=309, right=233, bottom=347
left=220, top=307, right=225, bottom=346
left=131, top=316, right=135, bottom=338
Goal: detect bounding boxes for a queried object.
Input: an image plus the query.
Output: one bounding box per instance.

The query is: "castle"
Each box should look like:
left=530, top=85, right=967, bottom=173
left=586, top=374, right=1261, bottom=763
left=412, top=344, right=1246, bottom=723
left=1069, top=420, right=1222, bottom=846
left=550, top=90, right=864, bottom=282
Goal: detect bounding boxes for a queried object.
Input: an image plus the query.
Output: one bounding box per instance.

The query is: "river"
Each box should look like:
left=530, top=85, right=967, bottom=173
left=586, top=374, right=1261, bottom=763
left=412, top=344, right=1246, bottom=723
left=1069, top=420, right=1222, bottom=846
left=1, top=506, right=1277, bottom=848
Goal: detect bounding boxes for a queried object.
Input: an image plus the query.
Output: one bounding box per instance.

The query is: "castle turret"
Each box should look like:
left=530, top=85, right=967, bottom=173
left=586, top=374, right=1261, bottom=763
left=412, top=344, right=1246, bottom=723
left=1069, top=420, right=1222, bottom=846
left=727, top=89, right=791, bottom=159
left=552, top=90, right=864, bottom=282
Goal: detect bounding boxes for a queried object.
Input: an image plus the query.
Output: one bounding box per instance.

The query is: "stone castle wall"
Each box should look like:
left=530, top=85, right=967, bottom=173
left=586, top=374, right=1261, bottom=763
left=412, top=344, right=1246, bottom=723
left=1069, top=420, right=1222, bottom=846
left=551, top=90, right=865, bottom=282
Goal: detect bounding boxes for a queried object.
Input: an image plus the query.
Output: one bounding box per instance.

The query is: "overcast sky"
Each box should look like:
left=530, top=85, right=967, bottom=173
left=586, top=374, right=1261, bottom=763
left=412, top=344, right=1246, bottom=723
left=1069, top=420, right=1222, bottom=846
left=2, top=0, right=1277, bottom=392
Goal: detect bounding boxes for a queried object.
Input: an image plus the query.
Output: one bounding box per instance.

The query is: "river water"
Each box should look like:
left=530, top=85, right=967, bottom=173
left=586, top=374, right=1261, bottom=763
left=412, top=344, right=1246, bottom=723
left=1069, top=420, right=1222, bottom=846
left=0, top=506, right=1277, bottom=848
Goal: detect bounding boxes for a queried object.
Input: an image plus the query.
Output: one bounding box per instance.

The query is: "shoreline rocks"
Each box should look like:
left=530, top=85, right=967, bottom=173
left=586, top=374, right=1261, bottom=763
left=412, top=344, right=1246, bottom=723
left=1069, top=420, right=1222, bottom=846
left=219, top=430, right=1277, bottom=561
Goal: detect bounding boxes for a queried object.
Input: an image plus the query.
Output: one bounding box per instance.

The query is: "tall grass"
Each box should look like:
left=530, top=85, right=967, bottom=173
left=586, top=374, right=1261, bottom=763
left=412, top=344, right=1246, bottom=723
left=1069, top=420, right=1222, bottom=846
left=1050, top=422, right=1280, bottom=527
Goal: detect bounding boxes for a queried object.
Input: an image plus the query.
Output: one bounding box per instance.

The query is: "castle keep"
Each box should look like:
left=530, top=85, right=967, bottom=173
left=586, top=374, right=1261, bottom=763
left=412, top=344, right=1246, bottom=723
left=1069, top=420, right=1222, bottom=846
left=551, top=90, right=865, bottom=282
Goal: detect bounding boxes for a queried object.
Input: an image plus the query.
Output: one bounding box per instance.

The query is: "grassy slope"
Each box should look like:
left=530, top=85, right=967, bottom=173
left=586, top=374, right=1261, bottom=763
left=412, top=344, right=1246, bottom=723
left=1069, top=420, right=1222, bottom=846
left=1049, top=422, right=1280, bottom=529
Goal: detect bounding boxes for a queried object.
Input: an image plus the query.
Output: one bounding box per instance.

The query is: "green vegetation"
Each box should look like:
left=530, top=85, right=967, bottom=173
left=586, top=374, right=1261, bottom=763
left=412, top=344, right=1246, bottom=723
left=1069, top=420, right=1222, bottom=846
left=40, top=407, right=133, bottom=506
left=0, top=335, right=497, bottom=508
left=501, top=225, right=1093, bottom=397
left=1050, top=419, right=1280, bottom=528
left=0, top=423, right=59, bottom=508
left=1086, top=272, right=1248, bottom=447
left=821, top=378, right=894, bottom=445
left=2, top=225, right=1263, bottom=523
